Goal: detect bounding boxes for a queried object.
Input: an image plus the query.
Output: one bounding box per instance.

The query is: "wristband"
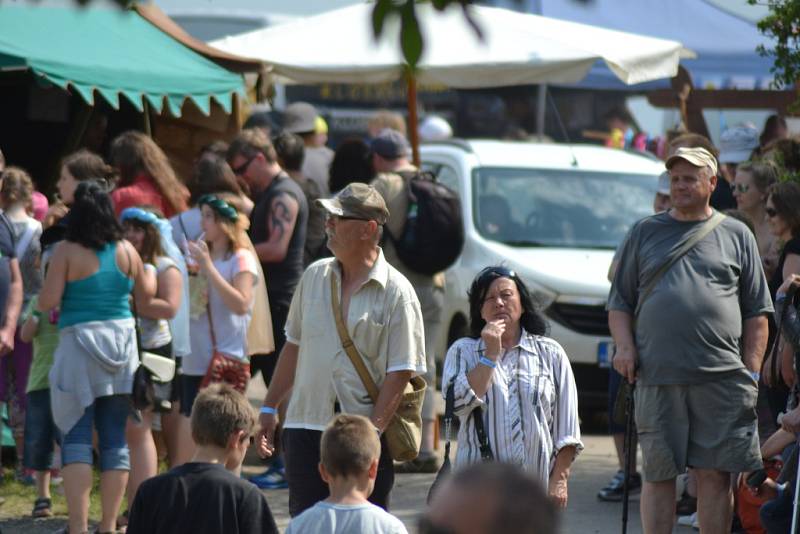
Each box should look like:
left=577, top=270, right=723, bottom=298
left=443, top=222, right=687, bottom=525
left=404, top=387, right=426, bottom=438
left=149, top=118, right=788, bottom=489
left=259, top=406, right=277, bottom=415
left=479, top=356, right=497, bottom=369
left=750, top=371, right=760, bottom=382
left=32, top=310, right=42, bottom=319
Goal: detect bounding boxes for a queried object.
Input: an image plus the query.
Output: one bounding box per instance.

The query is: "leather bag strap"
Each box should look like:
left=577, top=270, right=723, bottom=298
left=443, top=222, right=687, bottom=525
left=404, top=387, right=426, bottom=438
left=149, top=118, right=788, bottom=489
left=330, top=275, right=380, bottom=402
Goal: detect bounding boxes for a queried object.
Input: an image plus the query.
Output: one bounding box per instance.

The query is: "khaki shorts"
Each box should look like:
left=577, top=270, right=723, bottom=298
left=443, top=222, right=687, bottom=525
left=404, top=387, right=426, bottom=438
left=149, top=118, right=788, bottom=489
left=634, top=369, right=761, bottom=483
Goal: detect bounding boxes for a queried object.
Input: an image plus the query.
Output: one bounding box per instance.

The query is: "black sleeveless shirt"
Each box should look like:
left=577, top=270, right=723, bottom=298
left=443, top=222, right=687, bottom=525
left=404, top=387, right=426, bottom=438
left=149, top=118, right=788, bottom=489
left=249, top=172, right=308, bottom=307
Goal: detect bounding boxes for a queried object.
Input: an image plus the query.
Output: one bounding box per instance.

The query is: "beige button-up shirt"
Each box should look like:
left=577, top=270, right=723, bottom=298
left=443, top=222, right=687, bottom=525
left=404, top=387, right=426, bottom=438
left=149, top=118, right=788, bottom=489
left=283, top=249, right=426, bottom=431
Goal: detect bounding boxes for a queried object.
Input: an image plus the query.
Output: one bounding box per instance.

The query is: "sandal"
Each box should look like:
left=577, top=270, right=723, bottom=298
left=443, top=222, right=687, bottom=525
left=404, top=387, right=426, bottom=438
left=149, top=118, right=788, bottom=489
left=32, top=496, right=52, bottom=518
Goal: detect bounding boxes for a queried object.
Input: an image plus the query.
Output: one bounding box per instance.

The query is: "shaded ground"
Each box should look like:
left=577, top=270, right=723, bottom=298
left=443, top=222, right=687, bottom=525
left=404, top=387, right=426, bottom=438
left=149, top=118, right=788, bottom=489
left=0, top=378, right=687, bottom=533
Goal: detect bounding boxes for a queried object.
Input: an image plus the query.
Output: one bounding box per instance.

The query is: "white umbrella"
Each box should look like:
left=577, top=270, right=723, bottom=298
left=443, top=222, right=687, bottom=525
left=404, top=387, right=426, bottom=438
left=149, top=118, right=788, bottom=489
left=211, top=3, right=693, bottom=158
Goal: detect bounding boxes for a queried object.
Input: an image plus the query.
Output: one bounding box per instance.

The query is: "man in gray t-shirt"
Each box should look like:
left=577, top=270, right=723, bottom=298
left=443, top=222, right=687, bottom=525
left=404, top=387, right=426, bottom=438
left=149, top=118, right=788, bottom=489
left=608, top=147, right=771, bottom=534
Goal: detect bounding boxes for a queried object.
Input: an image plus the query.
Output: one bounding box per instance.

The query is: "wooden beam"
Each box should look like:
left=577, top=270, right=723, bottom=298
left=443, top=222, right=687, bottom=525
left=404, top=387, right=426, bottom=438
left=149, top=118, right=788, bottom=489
left=647, top=89, right=797, bottom=113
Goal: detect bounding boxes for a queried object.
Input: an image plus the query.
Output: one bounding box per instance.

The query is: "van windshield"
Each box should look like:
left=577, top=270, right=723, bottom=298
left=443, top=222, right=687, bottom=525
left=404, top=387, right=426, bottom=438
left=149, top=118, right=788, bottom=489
left=473, top=167, right=657, bottom=249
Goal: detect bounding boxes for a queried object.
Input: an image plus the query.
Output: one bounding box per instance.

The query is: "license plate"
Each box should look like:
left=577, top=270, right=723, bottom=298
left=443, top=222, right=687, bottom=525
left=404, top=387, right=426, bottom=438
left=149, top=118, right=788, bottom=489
left=597, top=341, right=615, bottom=368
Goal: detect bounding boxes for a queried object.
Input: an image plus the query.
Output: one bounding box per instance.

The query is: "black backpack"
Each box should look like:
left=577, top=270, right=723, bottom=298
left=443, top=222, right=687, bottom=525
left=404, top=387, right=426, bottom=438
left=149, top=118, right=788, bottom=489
left=387, top=171, right=464, bottom=275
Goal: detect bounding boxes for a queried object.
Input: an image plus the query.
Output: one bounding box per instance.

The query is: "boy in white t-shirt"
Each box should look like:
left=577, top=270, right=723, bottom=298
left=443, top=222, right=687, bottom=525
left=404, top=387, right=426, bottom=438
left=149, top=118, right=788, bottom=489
left=286, top=414, right=408, bottom=534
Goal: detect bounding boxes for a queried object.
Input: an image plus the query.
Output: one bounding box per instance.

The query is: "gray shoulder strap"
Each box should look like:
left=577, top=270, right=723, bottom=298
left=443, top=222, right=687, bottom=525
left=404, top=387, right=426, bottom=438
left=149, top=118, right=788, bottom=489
left=635, top=211, right=726, bottom=316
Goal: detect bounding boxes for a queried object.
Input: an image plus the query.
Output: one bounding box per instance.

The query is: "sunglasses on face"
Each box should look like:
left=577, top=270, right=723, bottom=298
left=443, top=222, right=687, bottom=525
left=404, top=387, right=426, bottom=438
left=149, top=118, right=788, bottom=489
left=766, top=207, right=778, bottom=218
left=734, top=183, right=750, bottom=194
left=327, top=214, right=370, bottom=223
left=232, top=154, right=257, bottom=176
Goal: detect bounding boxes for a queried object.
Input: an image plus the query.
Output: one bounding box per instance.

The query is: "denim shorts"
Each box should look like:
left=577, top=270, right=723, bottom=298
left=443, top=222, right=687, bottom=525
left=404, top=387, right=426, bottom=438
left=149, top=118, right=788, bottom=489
left=62, top=394, right=131, bottom=471
left=23, top=389, right=61, bottom=471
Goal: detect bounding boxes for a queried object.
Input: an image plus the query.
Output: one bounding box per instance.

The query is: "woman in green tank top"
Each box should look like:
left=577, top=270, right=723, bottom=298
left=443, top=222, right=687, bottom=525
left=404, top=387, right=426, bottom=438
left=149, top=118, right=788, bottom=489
left=37, top=181, right=151, bottom=534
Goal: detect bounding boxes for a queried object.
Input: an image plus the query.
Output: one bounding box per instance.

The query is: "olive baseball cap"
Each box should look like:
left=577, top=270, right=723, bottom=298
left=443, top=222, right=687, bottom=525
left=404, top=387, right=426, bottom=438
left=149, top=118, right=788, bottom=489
left=316, top=183, right=389, bottom=225
left=665, top=146, right=719, bottom=176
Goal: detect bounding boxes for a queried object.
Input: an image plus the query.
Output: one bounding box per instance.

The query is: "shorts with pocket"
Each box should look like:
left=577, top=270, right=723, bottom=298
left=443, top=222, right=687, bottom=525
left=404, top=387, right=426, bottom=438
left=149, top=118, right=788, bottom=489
left=634, top=368, right=762, bottom=483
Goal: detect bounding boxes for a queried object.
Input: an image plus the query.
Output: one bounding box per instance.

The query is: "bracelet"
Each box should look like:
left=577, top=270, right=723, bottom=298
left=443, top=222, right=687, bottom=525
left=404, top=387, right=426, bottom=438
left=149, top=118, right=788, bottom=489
left=478, top=356, right=497, bottom=369
left=259, top=406, right=277, bottom=415
left=32, top=310, right=42, bottom=319
left=750, top=371, right=760, bottom=382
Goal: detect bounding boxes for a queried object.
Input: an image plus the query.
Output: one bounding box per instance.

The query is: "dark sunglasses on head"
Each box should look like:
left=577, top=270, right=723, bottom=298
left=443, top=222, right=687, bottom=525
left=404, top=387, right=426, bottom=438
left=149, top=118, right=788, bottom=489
left=766, top=207, right=778, bottom=218
left=476, top=266, right=517, bottom=284
left=232, top=154, right=257, bottom=176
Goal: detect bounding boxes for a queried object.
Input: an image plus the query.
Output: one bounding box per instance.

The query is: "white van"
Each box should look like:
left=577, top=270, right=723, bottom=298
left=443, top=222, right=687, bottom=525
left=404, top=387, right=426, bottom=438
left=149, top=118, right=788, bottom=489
left=421, top=139, right=663, bottom=413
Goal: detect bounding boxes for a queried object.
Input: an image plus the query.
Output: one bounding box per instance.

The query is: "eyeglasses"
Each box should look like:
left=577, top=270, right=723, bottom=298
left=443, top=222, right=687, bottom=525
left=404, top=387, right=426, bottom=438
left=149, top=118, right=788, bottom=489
left=231, top=154, right=257, bottom=176
left=734, top=183, right=750, bottom=194
left=766, top=207, right=778, bottom=218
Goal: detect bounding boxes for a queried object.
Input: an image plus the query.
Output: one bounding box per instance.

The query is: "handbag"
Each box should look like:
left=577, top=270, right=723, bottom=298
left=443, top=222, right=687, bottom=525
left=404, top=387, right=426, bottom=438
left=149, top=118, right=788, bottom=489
left=127, top=251, right=176, bottom=413
left=200, top=303, right=250, bottom=393
left=330, top=276, right=426, bottom=462
left=427, top=380, right=494, bottom=503
left=612, top=211, right=727, bottom=421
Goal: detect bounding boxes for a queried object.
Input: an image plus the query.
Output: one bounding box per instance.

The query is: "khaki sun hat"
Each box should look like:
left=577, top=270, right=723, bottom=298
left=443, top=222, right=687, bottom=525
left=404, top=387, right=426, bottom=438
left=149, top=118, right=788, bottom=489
left=665, top=147, right=719, bottom=177
left=316, top=183, right=390, bottom=225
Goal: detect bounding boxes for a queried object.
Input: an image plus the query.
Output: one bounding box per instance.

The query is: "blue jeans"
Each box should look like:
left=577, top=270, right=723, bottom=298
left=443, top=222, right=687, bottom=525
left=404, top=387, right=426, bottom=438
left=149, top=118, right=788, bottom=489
left=61, top=394, right=130, bottom=471
left=23, top=389, right=61, bottom=471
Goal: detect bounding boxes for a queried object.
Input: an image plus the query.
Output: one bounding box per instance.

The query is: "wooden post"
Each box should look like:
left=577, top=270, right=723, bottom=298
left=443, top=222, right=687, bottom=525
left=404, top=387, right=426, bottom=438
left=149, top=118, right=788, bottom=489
left=407, top=73, right=420, bottom=167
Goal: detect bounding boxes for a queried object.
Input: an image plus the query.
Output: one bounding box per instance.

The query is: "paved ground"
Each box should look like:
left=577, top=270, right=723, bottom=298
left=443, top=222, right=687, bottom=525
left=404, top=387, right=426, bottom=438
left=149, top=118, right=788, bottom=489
left=241, top=378, right=685, bottom=534
left=0, top=378, right=690, bottom=534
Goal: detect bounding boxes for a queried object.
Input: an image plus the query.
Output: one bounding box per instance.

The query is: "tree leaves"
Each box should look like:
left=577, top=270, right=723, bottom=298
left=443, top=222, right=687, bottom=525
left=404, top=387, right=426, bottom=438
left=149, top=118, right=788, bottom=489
left=401, top=2, right=423, bottom=69
left=749, top=0, right=800, bottom=91
left=371, top=0, right=483, bottom=71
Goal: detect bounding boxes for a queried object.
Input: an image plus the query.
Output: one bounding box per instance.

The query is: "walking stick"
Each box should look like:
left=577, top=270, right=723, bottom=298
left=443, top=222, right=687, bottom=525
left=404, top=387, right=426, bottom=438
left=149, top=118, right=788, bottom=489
left=622, top=381, right=636, bottom=534
left=792, top=438, right=800, bottom=534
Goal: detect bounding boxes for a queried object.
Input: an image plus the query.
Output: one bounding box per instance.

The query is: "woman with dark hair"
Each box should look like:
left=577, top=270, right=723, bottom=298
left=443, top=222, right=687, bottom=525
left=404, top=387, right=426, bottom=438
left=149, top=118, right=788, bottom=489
left=441, top=266, right=582, bottom=509
left=109, top=131, right=190, bottom=218
left=37, top=180, right=149, bottom=534
left=760, top=115, right=789, bottom=152
left=328, top=138, right=375, bottom=194
left=763, top=182, right=800, bottom=396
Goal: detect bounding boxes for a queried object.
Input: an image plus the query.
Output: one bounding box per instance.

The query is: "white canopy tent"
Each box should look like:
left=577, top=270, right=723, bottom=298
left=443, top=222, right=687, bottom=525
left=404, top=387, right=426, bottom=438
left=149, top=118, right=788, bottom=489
left=211, top=3, right=693, bottom=159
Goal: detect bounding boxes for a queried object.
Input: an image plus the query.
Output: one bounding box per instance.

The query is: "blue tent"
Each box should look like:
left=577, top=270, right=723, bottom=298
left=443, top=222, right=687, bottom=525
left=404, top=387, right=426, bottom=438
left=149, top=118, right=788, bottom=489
left=487, top=0, right=775, bottom=90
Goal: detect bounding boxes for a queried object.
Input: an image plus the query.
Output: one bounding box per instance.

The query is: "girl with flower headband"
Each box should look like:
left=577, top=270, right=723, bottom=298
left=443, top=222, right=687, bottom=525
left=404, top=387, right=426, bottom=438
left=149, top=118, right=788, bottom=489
left=119, top=205, right=189, bottom=516
left=177, top=194, right=259, bottom=443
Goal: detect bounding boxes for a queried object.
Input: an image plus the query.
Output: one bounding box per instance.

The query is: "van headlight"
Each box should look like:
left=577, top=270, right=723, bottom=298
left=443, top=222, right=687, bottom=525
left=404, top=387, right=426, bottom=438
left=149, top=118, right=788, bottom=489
left=529, top=285, right=557, bottom=310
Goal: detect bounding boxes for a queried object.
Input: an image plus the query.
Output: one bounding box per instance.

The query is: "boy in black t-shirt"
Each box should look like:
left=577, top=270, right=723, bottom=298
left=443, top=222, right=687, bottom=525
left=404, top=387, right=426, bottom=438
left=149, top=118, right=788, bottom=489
left=127, top=384, right=278, bottom=534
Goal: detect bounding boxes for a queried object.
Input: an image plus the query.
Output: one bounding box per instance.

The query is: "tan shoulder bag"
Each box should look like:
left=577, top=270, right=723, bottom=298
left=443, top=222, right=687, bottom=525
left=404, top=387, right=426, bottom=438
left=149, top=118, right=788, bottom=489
left=330, top=276, right=426, bottom=462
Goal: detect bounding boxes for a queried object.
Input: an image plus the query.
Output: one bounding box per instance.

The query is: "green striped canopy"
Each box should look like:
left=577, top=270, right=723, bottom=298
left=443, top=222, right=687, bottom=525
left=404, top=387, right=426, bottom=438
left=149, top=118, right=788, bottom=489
left=0, top=5, right=245, bottom=116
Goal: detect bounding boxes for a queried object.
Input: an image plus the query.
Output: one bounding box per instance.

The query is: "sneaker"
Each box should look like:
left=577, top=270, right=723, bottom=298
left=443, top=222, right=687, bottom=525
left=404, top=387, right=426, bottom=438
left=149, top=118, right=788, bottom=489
left=394, top=451, right=440, bottom=474
left=677, top=512, right=699, bottom=529
left=250, top=460, right=288, bottom=490
left=597, top=470, right=642, bottom=502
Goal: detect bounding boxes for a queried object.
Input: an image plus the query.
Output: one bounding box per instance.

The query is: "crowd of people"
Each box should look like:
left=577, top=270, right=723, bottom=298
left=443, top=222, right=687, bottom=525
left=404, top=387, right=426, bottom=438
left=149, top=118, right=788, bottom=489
left=0, top=102, right=569, bottom=534
left=1, top=99, right=798, bottom=534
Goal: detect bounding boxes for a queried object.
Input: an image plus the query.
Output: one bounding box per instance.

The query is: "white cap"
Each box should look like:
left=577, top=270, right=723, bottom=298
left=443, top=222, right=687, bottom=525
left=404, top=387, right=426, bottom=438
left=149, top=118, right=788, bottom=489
left=419, top=115, right=453, bottom=142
